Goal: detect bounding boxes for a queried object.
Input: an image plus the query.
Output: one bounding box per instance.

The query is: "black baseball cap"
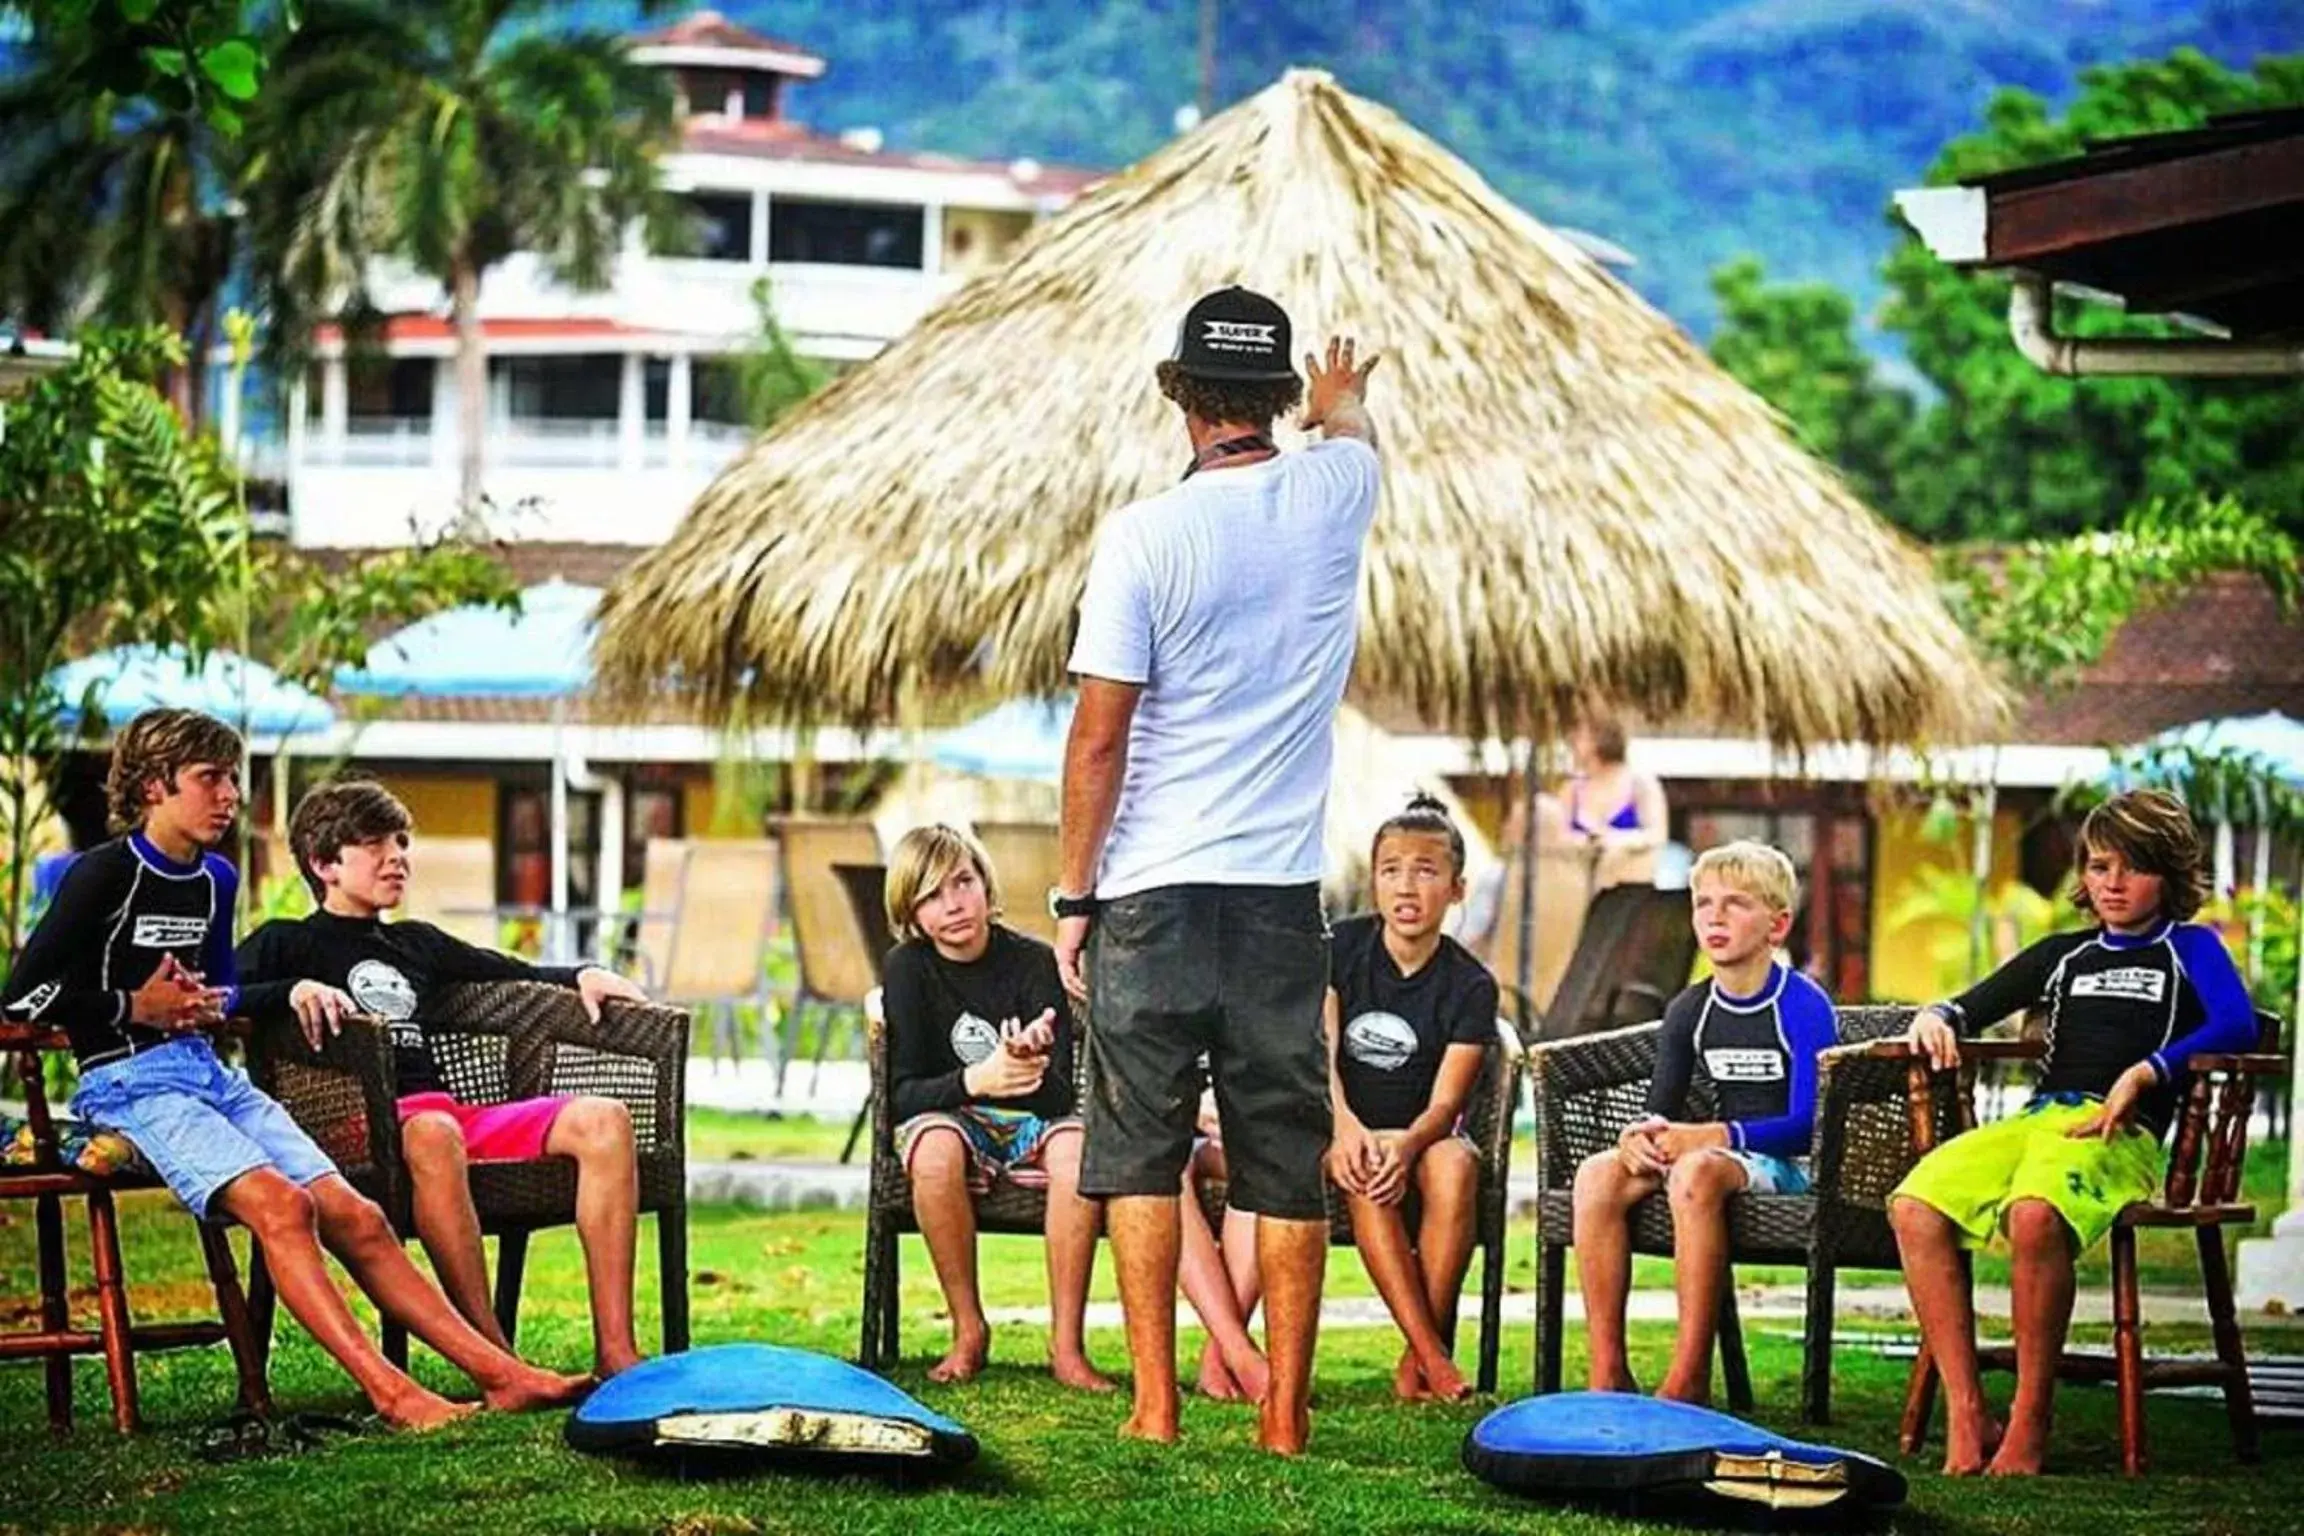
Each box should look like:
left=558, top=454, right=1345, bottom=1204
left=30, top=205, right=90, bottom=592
left=1168, top=286, right=1297, bottom=382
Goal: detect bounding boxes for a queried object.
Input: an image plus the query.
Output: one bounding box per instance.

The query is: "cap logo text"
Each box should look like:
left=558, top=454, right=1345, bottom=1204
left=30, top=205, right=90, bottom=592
left=1201, top=320, right=1277, bottom=352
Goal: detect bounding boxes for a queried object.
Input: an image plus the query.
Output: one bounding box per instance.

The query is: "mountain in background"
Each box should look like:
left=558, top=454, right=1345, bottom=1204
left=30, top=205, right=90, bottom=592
left=562, top=0, right=2299, bottom=340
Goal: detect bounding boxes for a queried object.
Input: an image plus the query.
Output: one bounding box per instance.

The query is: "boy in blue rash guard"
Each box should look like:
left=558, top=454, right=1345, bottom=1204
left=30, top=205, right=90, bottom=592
left=1571, top=840, right=1835, bottom=1405
left=1892, top=789, right=2255, bottom=1477
left=0, top=709, right=589, bottom=1429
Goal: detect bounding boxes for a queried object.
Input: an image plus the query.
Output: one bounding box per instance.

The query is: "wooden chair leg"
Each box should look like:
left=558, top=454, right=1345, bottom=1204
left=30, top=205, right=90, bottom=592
left=859, top=1203, right=888, bottom=1369
left=382, top=1319, right=411, bottom=1371
left=494, top=1228, right=531, bottom=1349
left=1717, top=1276, right=1754, bottom=1413
left=1534, top=1240, right=1566, bottom=1396
left=197, top=1224, right=272, bottom=1417
left=2111, top=1226, right=2147, bottom=1477
left=2197, top=1226, right=2259, bottom=1463
left=85, top=1188, right=140, bottom=1433
left=1476, top=1205, right=1506, bottom=1395
left=879, top=1223, right=901, bottom=1367
left=659, top=1203, right=691, bottom=1354
left=1801, top=1257, right=1837, bottom=1424
left=35, top=1190, right=72, bottom=1434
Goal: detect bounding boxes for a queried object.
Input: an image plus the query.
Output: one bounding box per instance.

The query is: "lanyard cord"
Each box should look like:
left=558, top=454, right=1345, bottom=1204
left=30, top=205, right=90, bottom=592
left=1182, top=432, right=1276, bottom=480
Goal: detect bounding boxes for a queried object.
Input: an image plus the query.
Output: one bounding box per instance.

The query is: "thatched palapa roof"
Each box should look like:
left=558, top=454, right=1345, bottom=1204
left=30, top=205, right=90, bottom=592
left=595, top=70, right=1998, bottom=749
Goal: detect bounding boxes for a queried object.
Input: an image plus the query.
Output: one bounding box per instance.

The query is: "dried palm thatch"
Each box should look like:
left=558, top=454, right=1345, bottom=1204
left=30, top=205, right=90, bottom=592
left=595, top=69, right=1999, bottom=749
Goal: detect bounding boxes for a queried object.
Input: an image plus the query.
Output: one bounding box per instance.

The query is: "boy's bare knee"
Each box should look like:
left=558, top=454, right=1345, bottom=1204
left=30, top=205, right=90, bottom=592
left=908, top=1128, right=970, bottom=1184
left=1420, top=1140, right=1479, bottom=1199
left=1574, top=1150, right=1627, bottom=1202
left=562, top=1096, right=634, bottom=1153
left=232, top=1175, right=318, bottom=1241
left=401, top=1112, right=468, bottom=1172
left=1666, top=1152, right=1739, bottom=1206
left=1040, top=1129, right=1084, bottom=1178
left=2004, top=1198, right=2072, bottom=1256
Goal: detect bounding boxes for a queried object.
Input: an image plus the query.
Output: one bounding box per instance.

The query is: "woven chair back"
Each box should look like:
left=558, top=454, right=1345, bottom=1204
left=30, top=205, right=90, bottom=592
left=401, top=835, right=497, bottom=947
left=834, top=863, right=897, bottom=984
left=974, top=822, right=1061, bottom=943
left=660, top=840, right=777, bottom=1001
left=777, top=819, right=881, bottom=1005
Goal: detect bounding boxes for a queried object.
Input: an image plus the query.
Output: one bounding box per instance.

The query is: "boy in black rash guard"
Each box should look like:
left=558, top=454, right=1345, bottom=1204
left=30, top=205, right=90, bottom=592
left=237, top=777, right=652, bottom=1381
left=880, top=823, right=1110, bottom=1392
left=1324, top=795, right=1496, bottom=1403
left=1572, top=840, right=1835, bottom=1406
left=1, top=710, right=585, bottom=1427
left=1892, top=789, right=2255, bottom=1477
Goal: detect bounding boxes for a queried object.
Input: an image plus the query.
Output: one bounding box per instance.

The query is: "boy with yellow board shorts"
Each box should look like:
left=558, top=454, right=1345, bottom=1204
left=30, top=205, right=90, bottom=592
left=1892, top=789, right=2256, bottom=1476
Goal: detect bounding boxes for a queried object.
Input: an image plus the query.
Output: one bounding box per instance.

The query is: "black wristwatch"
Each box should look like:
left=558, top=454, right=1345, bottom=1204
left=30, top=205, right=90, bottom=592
left=1047, top=886, right=1100, bottom=921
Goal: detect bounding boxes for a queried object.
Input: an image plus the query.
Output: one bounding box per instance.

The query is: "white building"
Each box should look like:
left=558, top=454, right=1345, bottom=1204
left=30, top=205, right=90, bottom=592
left=250, top=10, right=1097, bottom=549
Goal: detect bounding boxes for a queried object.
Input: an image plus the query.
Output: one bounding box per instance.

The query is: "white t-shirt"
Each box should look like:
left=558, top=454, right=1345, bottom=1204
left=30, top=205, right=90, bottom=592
left=1068, top=437, right=1381, bottom=899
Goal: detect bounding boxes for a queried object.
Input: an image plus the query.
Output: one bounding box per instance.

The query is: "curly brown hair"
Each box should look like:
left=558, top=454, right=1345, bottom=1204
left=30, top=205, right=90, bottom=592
left=1155, top=360, right=1303, bottom=427
left=290, top=777, right=413, bottom=901
left=105, top=709, right=243, bottom=832
left=2073, top=788, right=2210, bottom=924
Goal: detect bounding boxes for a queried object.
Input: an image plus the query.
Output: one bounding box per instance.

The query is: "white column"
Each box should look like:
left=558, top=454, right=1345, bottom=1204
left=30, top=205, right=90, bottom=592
left=596, top=775, right=626, bottom=945
left=667, top=353, right=693, bottom=467
left=2235, top=874, right=2304, bottom=1310
left=750, top=189, right=771, bottom=267
left=319, top=356, right=348, bottom=453
left=617, top=351, right=644, bottom=472
left=429, top=357, right=456, bottom=472
left=284, top=372, right=309, bottom=539
left=921, top=202, right=945, bottom=277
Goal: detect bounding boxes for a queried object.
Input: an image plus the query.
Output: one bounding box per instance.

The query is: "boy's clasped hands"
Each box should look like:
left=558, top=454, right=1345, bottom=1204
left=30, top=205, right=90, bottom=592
left=1614, top=1114, right=1727, bottom=1175
left=960, top=1007, right=1058, bottom=1098
left=129, top=953, right=229, bottom=1031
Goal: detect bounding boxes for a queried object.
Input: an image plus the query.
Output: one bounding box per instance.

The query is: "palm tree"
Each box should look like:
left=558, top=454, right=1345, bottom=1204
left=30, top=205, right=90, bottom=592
left=0, top=9, right=251, bottom=423
left=251, top=0, right=677, bottom=510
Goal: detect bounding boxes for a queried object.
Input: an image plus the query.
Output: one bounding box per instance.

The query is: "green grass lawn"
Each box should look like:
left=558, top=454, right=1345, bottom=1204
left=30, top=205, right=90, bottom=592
left=3, top=1192, right=2298, bottom=1535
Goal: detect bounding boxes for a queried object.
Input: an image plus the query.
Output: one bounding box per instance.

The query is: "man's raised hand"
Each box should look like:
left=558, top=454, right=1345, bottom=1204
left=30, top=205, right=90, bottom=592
left=1299, top=334, right=1380, bottom=432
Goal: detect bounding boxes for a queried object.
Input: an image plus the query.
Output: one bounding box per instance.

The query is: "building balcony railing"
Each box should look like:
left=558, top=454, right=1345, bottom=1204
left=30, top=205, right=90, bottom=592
left=286, top=417, right=755, bottom=473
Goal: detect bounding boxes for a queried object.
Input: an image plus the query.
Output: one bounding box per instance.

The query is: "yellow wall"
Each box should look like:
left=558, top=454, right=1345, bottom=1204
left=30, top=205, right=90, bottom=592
left=943, top=207, right=1033, bottom=278
left=1869, top=802, right=2027, bottom=1003
left=384, top=773, right=497, bottom=842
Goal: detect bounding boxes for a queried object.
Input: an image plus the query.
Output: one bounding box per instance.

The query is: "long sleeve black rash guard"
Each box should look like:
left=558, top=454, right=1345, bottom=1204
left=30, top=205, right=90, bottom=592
left=2, top=834, right=297, bottom=1069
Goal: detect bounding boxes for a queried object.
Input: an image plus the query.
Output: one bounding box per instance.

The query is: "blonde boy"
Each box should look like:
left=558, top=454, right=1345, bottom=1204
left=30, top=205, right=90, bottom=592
left=1569, top=841, right=1835, bottom=1404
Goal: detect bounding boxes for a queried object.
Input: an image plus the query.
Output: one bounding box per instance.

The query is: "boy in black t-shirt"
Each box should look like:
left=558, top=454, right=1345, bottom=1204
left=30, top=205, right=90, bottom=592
left=2, top=711, right=585, bottom=1427
left=881, top=824, right=1110, bottom=1392
left=238, top=778, right=652, bottom=1381
left=1325, top=795, right=1498, bottom=1403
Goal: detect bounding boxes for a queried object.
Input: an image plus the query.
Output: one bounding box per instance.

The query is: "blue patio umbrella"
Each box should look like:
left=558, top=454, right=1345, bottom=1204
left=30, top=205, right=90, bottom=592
left=2146, top=712, right=2304, bottom=785
left=336, top=581, right=602, bottom=959
left=50, top=644, right=334, bottom=738
left=335, top=580, right=598, bottom=697
left=929, top=697, right=1073, bottom=783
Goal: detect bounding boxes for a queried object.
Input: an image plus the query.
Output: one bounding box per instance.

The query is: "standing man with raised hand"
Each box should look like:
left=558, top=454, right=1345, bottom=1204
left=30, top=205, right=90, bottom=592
left=1052, top=285, right=1382, bottom=1455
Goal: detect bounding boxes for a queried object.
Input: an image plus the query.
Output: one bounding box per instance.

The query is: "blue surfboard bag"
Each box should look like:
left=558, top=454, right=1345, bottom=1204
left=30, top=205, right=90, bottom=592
left=567, top=1344, right=977, bottom=1470
left=1465, top=1393, right=1905, bottom=1514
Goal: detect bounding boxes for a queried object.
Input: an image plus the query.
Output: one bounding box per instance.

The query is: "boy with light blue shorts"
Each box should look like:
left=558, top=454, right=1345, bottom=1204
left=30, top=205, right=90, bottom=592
left=2, top=709, right=588, bottom=1427
left=1570, top=840, right=1837, bottom=1405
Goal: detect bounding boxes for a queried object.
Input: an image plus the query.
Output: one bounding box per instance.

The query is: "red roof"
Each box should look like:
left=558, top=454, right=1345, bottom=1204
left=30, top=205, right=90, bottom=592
left=2014, top=571, right=2304, bottom=744
left=682, top=118, right=1103, bottom=195
left=631, top=10, right=823, bottom=68
left=313, top=317, right=652, bottom=345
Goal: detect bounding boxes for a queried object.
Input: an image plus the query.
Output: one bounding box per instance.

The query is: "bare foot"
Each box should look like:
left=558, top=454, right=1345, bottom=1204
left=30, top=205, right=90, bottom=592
left=595, top=1347, right=646, bottom=1381
left=1257, top=1398, right=1310, bottom=1456
left=1229, top=1347, right=1271, bottom=1404
left=1653, top=1377, right=1710, bottom=1406
left=482, top=1366, right=593, bottom=1413
left=1119, top=1390, right=1180, bottom=1443
left=1418, top=1351, right=1471, bottom=1403
left=1941, top=1409, right=2005, bottom=1477
left=1985, top=1415, right=2046, bottom=1477
left=1198, top=1342, right=1245, bottom=1401
left=377, top=1385, right=480, bottom=1432
left=1051, top=1352, right=1118, bottom=1393
left=1393, top=1348, right=1428, bottom=1402
left=928, top=1328, right=990, bottom=1385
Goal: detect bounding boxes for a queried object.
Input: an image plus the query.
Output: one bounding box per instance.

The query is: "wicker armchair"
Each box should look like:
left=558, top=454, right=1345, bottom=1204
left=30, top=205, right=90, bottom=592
left=1529, top=1005, right=1917, bottom=1418
left=858, top=1007, right=1523, bottom=1393
left=247, top=981, right=692, bottom=1368
left=1874, top=1011, right=2284, bottom=1475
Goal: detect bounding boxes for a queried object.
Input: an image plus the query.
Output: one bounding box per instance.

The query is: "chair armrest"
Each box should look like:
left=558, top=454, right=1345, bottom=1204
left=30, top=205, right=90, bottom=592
left=1839, top=1037, right=2048, bottom=1064
left=2183, top=1052, right=2288, bottom=1077
left=249, top=1014, right=402, bottom=1186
